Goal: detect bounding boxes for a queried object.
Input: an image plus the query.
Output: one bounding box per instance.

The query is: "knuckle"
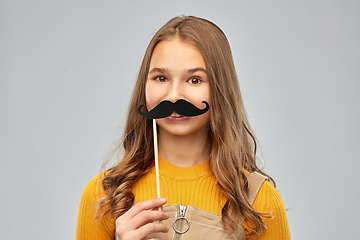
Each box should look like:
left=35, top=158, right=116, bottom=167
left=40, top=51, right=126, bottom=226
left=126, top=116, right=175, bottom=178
left=139, top=210, right=151, bottom=219
left=146, top=222, right=156, bottom=232
left=115, top=217, right=122, bottom=225
left=122, top=235, right=132, bottom=240
left=122, top=235, right=131, bottom=240
left=115, top=228, right=122, bottom=237
left=135, top=201, right=145, bottom=210
left=115, top=224, right=127, bottom=236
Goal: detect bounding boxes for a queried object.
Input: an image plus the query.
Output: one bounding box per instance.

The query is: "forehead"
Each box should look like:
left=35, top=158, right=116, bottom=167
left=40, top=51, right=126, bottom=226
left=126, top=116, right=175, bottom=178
left=149, top=39, right=206, bottom=70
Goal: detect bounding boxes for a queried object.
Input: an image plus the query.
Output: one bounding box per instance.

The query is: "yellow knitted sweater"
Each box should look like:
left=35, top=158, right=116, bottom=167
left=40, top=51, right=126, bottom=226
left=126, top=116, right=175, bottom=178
left=76, top=157, right=291, bottom=239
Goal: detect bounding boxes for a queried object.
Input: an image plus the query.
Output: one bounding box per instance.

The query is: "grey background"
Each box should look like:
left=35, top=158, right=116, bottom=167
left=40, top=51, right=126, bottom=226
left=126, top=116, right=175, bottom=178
left=1, top=0, right=359, bottom=239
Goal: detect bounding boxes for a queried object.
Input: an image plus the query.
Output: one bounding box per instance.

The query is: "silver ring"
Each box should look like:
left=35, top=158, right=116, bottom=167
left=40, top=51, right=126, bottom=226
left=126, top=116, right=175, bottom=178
left=173, top=217, right=190, bottom=234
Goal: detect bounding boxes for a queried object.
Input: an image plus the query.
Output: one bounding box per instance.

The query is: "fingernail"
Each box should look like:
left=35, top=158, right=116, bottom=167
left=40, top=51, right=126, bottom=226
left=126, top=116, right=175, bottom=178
left=160, top=198, right=167, bottom=203
left=165, top=212, right=170, bottom=218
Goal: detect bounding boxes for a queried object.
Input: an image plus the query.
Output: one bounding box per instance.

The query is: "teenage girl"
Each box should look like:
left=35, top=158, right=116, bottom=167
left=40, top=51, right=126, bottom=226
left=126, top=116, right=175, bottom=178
left=76, top=16, right=291, bottom=240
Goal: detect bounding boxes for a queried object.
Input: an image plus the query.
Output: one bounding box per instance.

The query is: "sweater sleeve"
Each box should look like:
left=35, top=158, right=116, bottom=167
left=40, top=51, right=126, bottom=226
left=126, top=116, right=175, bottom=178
left=243, top=180, right=291, bottom=240
left=76, top=173, right=116, bottom=240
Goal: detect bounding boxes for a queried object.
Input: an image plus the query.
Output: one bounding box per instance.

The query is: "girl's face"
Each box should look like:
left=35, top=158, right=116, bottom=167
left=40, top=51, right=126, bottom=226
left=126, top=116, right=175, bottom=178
left=145, top=39, right=211, bottom=137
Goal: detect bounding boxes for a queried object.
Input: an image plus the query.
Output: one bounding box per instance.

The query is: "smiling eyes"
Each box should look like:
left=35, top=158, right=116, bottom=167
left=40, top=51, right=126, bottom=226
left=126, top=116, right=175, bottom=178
left=154, top=76, right=202, bottom=85
left=188, top=77, right=201, bottom=85
left=155, top=76, right=167, bottom=82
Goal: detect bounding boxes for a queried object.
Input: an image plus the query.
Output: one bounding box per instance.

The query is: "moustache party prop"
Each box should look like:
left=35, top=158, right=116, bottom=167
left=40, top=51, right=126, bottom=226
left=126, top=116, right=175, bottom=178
left=138, top=99, right=209, bottom=119
left=138, top=99, right=209, bottom=207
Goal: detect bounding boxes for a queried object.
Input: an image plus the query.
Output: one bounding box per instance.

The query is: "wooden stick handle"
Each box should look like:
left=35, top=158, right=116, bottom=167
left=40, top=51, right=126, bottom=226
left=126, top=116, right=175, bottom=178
left=153, top=119, right=161, bottom=199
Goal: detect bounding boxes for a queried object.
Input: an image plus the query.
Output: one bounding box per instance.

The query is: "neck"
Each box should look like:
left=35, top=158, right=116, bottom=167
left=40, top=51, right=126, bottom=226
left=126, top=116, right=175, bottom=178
left=157, top=127, right=210, bottom=167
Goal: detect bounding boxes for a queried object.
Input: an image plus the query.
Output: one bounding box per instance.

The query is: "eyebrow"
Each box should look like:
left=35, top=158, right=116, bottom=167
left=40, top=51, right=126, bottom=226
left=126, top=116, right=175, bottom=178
left=148, top=67, right=207, bottom=75
left=188, top=68, right=207, bottom=74
left=148, top=68, right=167, bottom=75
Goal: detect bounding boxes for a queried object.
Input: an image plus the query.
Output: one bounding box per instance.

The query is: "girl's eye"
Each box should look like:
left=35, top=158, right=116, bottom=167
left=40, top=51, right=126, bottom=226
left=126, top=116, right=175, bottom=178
left=188, top=77, right=201, bottom=85
left=155, top=76, right=167, bottom=82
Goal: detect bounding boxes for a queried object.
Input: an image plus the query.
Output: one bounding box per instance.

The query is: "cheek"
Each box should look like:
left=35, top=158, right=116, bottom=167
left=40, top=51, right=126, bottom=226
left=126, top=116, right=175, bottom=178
left=187, top=86, right=211, bottom=110
left=145, top=82, right=161, bottom=110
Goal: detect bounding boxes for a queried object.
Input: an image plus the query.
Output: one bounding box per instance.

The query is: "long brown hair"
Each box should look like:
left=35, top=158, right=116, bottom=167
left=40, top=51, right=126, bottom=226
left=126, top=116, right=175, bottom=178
left=97, top=16, right=274, bottom=236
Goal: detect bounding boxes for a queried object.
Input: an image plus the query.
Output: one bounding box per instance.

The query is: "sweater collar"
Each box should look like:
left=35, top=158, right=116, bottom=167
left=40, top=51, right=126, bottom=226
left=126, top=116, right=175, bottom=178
left=154, top=156, right=211, bottom=179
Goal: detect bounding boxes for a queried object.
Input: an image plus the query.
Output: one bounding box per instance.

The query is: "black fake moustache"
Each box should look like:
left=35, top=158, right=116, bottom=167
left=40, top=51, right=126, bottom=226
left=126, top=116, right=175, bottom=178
left=138, top=99, right=209, bottom=119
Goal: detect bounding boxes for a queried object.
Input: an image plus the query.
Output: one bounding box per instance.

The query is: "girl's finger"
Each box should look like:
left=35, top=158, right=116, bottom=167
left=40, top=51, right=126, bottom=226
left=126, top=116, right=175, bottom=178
left=116, top=210, right=169, bottom=234
left=117, top=198, right=167, bottom=222
left=135, top=222, right=169, bottom=238
left=116, top=222, right=168, bottom=240
left=130, top=210, right=169, bottom=229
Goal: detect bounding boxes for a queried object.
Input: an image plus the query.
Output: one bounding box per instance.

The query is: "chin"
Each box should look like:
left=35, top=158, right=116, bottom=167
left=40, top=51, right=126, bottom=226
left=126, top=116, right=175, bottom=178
left=163, top=128, right=196, bottom=137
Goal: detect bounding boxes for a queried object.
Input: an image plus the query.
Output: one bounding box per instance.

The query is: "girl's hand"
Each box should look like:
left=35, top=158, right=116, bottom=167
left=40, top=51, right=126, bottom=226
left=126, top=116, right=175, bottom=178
left=115, top=198, right=169, bottom=240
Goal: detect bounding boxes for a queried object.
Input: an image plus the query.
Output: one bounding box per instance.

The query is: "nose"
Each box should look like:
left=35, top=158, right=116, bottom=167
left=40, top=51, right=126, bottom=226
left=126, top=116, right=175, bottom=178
left=167, top=80, right=183, bottom=103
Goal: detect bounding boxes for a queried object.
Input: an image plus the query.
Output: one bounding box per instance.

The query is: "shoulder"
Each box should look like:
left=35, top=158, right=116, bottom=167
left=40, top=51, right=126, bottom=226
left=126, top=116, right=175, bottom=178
left=76, top=172, right=115, bottom=240
left=246, top=172, right=288, bottom=218
left=243, top=171, right=287, bottom=215
left=250, top=180, right=291, bottom=239
left=77, top=172, right=105, bottom=220
left=80, top=172, right=105, bottom=202
left=253, top=180, right=286, bottom=214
